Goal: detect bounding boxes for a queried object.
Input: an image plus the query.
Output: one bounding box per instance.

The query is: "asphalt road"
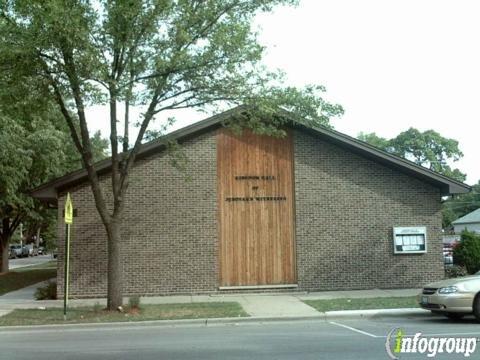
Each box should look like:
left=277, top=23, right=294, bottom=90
left=1, top=314, right=480, bottom=360
left=9, top=255, right=53, bottom=270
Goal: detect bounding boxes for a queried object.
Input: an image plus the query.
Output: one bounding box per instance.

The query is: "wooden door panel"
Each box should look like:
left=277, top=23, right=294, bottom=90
left=217, top=128, right=296, bottom=286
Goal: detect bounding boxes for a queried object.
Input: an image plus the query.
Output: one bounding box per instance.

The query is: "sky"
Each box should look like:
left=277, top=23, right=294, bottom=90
left=86, top=0, right=480, bottom=185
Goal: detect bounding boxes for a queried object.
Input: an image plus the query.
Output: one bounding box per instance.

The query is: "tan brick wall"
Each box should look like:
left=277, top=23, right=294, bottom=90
left=56, top=128, right=444, bottom=297
left=294, top=130, right=444, bottom=291
left=57, top=131, right=218, bottom=297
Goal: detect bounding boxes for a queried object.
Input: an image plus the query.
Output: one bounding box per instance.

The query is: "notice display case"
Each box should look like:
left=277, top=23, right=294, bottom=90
left=393, top=227, right=427, bottom=254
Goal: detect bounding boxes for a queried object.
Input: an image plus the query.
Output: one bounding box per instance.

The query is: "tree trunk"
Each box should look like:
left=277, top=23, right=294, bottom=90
left=36, top=228, right=41, bottom=248
left=0, top=237, right=9, bottom=274
left=106, top=219, right=123, bottom=310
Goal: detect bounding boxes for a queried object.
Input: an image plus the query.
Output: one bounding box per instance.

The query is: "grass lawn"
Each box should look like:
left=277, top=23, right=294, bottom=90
left=0, top=266, right=56, bottom=296
left=0, top=302, right=248, bottom=326
left=13, top=260, right=57, bottom=272
left=304, top=296, right=418, bottom=312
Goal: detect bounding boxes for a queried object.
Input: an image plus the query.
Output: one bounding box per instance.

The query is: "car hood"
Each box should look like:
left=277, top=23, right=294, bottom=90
left=424, top=275, right=480, bottom=289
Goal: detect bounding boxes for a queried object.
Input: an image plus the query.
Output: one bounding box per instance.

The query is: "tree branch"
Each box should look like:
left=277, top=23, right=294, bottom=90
left=109, top=85, right=121, bottom=204
left=180, top=1, right=240, bottom=52
left=122, top=56, right=220, bottom=89
left=9, top=214, right=22, bottom=238
left=60, top=43, right=111, bottom=225
left=38, top=57, right=84, bottom=154
left=123, top=69, right=134, bottom=154
left=116, top=86, right=163, bottom=206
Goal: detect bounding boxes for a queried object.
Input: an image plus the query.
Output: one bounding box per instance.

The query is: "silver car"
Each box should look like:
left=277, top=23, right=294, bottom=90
left=418, top=271, right=480, bottom=320
left=9, top=244, right=23, bottom=258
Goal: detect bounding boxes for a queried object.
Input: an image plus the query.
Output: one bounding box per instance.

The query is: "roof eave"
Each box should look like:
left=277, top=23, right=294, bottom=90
left=452, top=221, right=480, bottom=225
left=30, top=187, right=58, bottom=206
left=448, top=183, right=471, bottom=195
left=30, top=106, right=472, bottom=201
left=30, top=106, right=243, bottom=203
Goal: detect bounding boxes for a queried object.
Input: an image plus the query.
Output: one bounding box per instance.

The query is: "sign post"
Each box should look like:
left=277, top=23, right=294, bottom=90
left=63, top=193, right=73, bottom=320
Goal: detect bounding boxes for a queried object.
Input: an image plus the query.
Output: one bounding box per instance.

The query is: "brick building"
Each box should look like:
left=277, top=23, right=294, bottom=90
left=32, top=107, right=470, bottom=297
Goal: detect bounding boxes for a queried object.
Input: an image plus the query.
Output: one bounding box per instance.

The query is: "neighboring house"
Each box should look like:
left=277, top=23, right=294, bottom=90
left=442, top=233, right=461, bottom=246
left=452, top=208, right=480, bottom=234
left=31, top=107, right=471, bottom=298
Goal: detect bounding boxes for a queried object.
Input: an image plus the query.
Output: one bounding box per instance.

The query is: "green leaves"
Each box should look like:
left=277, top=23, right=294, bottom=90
left=453, top=230, right=480, bottom=274
left=358, top=128, right=466, bottom=182
left=0, top=99, right=108, bottom=230
left=358, top=128, right=471, bottom=228
left=0, top=115, right=31, bottom=212
left=389, top=128, right=464, bottom=176
left=0, top=0, right=342, bottom=246
left=0, top=110, right=67, bottom=225
left=1, top=0, right=342, bottom=132
left=358, top=132, right=391, bottom=151
left=443, top=181, right=480, bottom=227
left=0, top=0, right=344, bottom=222
left=1, top=0, right=338, bottom=300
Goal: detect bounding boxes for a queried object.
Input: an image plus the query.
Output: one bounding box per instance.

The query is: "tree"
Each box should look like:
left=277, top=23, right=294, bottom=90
left=357, top=132, right=391, bottom=151
left=0, top=123, right=108, bottom=274
left=358, top=129, right=470, bottom=228
left=21, top=129, right=109, bottom=253
left=0, top=105, right=109, bottom=273
left=0, top=108, right=68, bottom=273
left=0, top=1, right=343, bottom=309
left=453, top=230, right=480, bottom=274
left=0, top=64, right=109, bottom=272
left=443, top=181, right=480, bottom=228
left=358, top=128, right=466, bottom=181
left=0, top=38, right=109, bottom=273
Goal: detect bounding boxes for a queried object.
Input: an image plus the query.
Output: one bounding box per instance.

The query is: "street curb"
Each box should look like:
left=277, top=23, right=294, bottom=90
left=0, top=309, right=430, bottom=332
left=324, top=308, right=428, bottom=320
left=0, top=316, right=322, bottom=332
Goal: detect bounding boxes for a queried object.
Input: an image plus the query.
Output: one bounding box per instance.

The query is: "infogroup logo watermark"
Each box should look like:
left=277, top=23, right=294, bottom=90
left=385, top=328, right=478, bottom=359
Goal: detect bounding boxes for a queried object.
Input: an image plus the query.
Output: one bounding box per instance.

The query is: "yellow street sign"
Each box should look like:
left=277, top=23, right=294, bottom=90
left=63, top=192, right=73, bottom=319
left=64, top=193, right=73, bottom=224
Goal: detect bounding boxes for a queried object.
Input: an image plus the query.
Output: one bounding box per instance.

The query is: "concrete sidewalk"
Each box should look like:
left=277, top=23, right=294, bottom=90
left=0, top=280, right=52, bottom=316
left=0, top=283, right=421, bottom=319
left=296, top=288, right=420, bottom=300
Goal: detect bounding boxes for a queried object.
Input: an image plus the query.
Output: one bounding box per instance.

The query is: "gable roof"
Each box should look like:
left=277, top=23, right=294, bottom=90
left=452, top=208, right=480, bottom=225
left=31, top=106, right=471, bottom=204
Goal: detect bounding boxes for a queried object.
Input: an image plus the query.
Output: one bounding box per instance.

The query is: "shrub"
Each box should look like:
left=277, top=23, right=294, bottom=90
left=128, top=296, right=141, bottom=310
left=93, top=302, right=103, bottom=313
left=34, top=281, right=57, bottom=300
left=453, top=230, right=480, bottom=274
left=445, top=265, right=468, bottom=278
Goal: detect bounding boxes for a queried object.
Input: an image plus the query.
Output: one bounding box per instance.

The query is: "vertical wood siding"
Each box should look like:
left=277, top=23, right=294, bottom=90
left=217, top=129, right=296, bottom=286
